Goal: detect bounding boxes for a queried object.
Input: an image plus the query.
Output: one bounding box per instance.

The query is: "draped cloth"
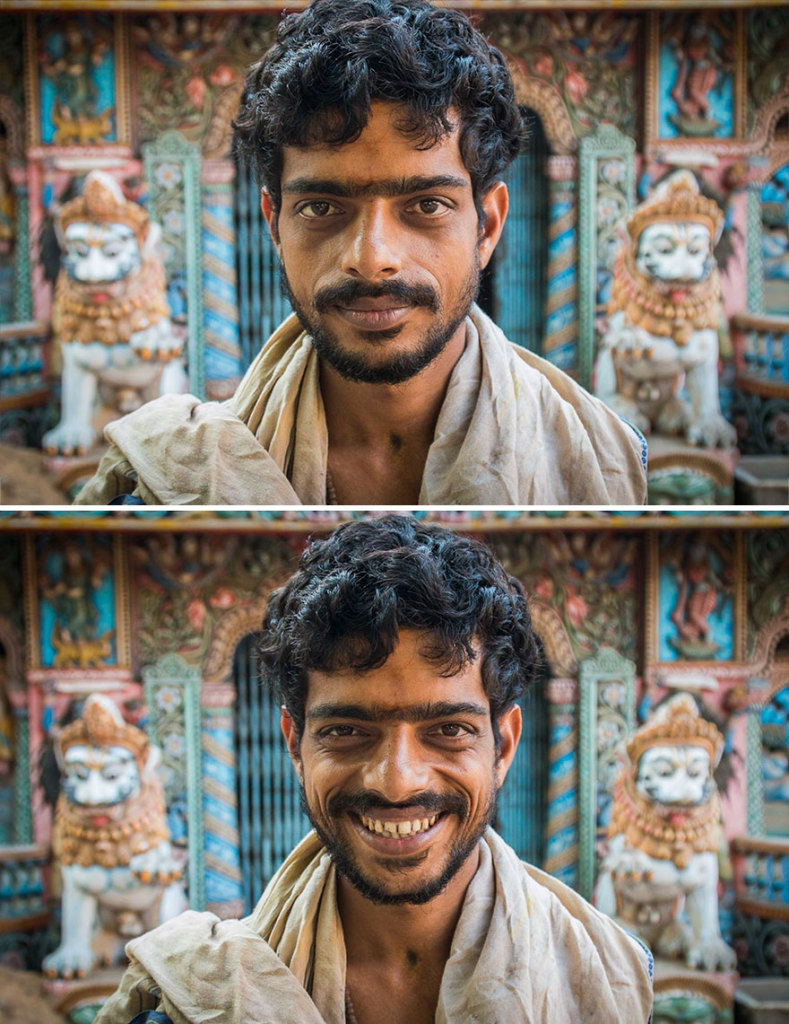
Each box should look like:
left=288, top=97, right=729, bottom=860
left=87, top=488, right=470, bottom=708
left=75, top=307, right=647, bottom=505
left=95, top=830, right=653, bottom=1024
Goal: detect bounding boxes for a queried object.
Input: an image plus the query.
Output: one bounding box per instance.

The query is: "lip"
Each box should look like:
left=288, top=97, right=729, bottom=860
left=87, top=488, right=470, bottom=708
left=334, top=304, right=412, bottom=331
left=349, top=810, right=446, bottom=856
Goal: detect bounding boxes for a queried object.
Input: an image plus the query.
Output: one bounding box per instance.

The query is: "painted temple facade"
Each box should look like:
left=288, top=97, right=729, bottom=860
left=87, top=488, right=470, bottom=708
left=0, top=4, right=788, bottom=501
left=0, top=510, right=786, bottom=1020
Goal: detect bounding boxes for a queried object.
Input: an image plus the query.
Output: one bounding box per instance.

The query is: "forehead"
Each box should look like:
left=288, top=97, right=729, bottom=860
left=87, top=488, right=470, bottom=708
left=64, top=222, right=136, bottom=243
left=279, top=102, right=471, bottom=195
left=305, top=631, right=488, bottom=717
left=639, top=222, right=711, bottom=245
left=64, top=744, right=135, bottom=764
left=639, top=744, right=711, bottom=766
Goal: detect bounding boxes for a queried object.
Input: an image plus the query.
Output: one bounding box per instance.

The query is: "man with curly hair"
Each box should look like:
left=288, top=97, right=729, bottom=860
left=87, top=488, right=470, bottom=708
left=77, top=0, right=646, bottom=505
left=96, top=517, right=653, bottom=1023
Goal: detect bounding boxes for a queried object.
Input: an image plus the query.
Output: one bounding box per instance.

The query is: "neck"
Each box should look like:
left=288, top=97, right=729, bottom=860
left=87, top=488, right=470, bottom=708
left=320, top=322, right=466, bottom=450
left=319, top=321, right=467, bottom=503
left=337, top=846, right=478, bottom=974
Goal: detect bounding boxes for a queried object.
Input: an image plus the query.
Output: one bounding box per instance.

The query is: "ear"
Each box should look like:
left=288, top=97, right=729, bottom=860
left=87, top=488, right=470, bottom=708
left=494, top=703, right=522, bottom=788
left=141, top=221, right=161, bottom=260
left=281, top=707, right=302, bottom=778
left=478, top=181, right=508, bottom=271
left=260, top=189, right=281, bottom=249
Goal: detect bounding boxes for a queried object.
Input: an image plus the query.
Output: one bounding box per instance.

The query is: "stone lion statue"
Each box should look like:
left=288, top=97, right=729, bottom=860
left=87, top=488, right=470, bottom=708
left=43, top=170, right=186, bottom=456
left=43, top=694, right=186, bottom=979
left=596, top=692, right=737, bottom=972
left=594, top=170, right=737, bottom=449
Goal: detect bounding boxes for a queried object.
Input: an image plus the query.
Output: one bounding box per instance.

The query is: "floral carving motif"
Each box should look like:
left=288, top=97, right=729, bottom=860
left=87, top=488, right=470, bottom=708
left=133, top=14, right=278, bottom=159
left=489, top=11, right=639, bottom=140
left=134, top=533, right=298, bottom=671
left=747, top=9, right=789, bottom=122
left=747, top=530, right=789, bottom=649
left=488, top=531, right=639, bottom=663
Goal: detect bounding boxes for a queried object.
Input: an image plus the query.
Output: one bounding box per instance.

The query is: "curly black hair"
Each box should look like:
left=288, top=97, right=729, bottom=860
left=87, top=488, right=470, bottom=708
left=234, top=0, right=523, bottom=220
left=258, top=515, right=539, bottom=744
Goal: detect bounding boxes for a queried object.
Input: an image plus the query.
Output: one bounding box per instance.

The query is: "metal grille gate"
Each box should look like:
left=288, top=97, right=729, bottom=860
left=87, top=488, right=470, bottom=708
left=234, top=633, right=310, bottom=914
left=234, top=634, right=548, bottom=911
left=233, top=110, right=548, bottom=371
left=489, top=108, right=549, bottom=353
left=234, top=163, right=294, bottom=369
left=496, top=668, right=548, bottom=867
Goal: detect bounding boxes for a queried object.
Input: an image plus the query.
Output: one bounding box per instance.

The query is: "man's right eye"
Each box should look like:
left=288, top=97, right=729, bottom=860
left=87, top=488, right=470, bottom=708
left=297, top=201, right=341, bottom=219
left=319, top=724, right=360, bottom=738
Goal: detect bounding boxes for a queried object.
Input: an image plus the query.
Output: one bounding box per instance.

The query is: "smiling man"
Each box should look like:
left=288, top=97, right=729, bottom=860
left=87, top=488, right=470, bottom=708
left=96, top=517, right=653, bottom=1024
left=77, top=0, right=647, bottom=505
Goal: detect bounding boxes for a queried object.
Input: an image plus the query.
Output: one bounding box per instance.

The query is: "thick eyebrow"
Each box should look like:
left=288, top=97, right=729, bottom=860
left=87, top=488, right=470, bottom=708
left=282, top=174, right=468, bottom=199
left=307, top=700, right=488, bottom=723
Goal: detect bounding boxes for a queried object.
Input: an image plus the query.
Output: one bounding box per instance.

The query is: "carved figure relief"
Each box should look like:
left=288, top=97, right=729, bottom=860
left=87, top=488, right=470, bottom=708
left=39, top=16, right=116, bottom=146
left=594, top=170, right=737, bottom=449
left=0, top=131, right=15, bottom=323
left=596, top=693, right=737, bottom=972
left=42, top=170, right=186, bottom=456
left=761, top=684, right=789, bottom=836
left=658, top=13, right=737, bottom=140
left=762, top=162, right=789, bottom=317
left=38, top=535, right=115, bottom=669
left=43, top=694, right=185, bottom=979
left=660, top=532, right=734, bottom=662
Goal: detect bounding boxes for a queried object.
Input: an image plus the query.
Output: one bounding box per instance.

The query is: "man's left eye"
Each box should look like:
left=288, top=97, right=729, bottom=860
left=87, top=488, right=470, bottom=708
left=434, top=723, right=470, bottom=738
left=408, top=198, right=449, bottom=216
left=297, top=201, right=340, bottom=219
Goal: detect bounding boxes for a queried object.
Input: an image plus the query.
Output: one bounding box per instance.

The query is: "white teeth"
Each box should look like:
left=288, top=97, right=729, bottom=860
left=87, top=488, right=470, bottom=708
left=361, top=813, right=439, bottom=837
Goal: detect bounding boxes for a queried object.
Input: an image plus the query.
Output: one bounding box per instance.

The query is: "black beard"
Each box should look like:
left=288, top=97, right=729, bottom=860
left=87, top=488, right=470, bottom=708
left=279, top=263, right=479, bottom=386
left=299, top=781, right=497, bottom=906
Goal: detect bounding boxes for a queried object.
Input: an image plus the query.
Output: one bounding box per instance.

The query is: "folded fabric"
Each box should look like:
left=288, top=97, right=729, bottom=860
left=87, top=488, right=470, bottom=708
left=75, top=306, right=646, bottom=505
left=95, top=829, right=653, bottom=1024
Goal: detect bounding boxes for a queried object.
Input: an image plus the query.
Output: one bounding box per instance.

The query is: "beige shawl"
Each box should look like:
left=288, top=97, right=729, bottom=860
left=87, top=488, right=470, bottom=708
left=95, top=830, right=653, bottom=1024
left=75, top=306, right=646, bottom=505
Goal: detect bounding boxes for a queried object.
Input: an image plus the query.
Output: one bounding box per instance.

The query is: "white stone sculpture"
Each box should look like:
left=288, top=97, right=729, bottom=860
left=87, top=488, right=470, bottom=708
left=594, top=170, right=737, bottom=449
left=42, top=694, right=186, bottom=979
left=43, top=171, right=186, bottom=456
left=596, top=692, right=737, bottom=972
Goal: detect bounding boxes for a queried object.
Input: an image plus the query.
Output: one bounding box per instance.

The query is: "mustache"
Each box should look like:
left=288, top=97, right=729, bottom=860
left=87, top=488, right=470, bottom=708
left=313, top=279, right=440, bottom=314
left=327, top=790, right=468, bottom=819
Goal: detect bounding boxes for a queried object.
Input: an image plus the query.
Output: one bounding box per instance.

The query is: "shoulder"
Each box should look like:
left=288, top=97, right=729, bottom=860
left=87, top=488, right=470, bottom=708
left=521, top=860, right=654, bottom=1003
left=508, top=343, right=648, bottom=504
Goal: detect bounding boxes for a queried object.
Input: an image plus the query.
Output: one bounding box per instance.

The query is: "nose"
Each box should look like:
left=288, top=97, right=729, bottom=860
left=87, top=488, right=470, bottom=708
left=341, top=202, right=402, bottom=281
left=81, top=247, right=108, bottom=283
left=362, top=726, right=430, bottom=803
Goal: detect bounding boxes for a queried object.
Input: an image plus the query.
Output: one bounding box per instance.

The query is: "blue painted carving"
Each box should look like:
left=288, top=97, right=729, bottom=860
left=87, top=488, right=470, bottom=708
left=39, top=15, right=116, bottom=145
left=761, top=685, right=789, bottom=837
left=37, top=535, right=115, bottom=669
left=658, top=533, right=734, bottom=662
left=658, top=13, right=736, bottom=140
left=762, top=164, right=789, bottom=317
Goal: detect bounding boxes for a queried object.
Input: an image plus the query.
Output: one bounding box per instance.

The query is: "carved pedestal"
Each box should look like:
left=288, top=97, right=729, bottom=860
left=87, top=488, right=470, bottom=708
left=43, top=966, right=125, bottom=1023
left=647, top=435, right=740, bottom=504
left=652, top=958, right=737, bottom=1024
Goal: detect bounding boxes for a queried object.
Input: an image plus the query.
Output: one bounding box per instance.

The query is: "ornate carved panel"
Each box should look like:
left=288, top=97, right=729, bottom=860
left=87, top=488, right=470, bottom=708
left=578, top=646, right=637, bottom=900
left=577, top=125, right=636, bottom=390
left=143, top=130, right=204, bottom=398
left=143, top=653, right=203, bottom=909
